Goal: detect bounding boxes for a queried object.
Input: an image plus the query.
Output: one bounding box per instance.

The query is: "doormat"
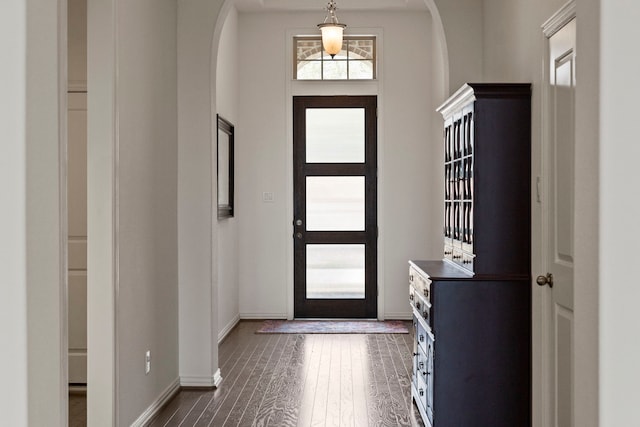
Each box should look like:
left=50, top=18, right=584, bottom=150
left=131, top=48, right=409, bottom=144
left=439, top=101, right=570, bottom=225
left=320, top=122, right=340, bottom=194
left=255, top=320, right=409, bottom=334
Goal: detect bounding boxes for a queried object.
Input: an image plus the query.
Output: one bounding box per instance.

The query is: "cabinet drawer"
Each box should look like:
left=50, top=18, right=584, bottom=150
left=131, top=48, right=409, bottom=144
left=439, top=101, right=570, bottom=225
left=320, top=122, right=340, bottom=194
left=462, top=252, right=474, bottom=270
left=417, top=345, right=428, bottom=383
left=444, top=243, right=453, bottom=261
left=411, top=288, right=431, bottom=326
left=416, top=369, right=428, bottom=411
left=409, top=266, right=432, bottom=303
left=451, top=248, right=463, bottom=266
left=416, top=319, right=429, bottom=354
left=409, top=285, right=416, bottom=308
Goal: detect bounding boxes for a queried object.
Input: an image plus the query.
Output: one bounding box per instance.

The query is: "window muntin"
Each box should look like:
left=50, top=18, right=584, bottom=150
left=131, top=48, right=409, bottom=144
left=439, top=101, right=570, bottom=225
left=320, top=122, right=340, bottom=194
left=294, top=36, right=376, bottom=80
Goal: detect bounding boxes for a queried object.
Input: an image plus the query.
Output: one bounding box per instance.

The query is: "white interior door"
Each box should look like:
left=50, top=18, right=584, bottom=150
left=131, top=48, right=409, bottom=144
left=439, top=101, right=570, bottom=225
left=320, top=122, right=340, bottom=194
left=542, top=8, right=576, bottom=427
left=68, top=92, right=88, bottom=384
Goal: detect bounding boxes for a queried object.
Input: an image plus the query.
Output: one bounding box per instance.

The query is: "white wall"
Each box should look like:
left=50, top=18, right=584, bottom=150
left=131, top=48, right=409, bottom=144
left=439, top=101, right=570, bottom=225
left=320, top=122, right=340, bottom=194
left=87, top=0, right=117, bottom=421
left=574, top=0, right=599, bottom=425
left=177, top=0, right=223, bottom=388
left=0, top=0, right=67, bottom=425
left=88, top=0, right=180, bottom=424
left=116, top=1, right=179, bottom=424
left=599, top=0, right=640, bottom=425
left=26, top=0, right=68, bottom=425
left=433, top=0, right=483, bottom=94
left=378, top=11, right=441, bottom=318
left=236, top=11, right=288, bottom=318
left=0, top=1, right=29, bottom=424
left=216, top=6, right=241, bottom=340
left=236, top=10, right=440, bottom=319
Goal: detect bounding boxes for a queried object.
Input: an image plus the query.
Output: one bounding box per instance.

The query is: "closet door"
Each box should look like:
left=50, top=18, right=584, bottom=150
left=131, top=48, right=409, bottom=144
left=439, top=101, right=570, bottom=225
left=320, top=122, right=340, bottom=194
left=541, top=13, right=577, bottom=427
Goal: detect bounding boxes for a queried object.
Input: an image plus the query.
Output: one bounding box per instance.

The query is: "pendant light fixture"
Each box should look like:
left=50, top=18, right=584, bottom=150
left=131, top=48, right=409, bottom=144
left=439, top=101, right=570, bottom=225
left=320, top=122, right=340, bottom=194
left=317, top=0, right=347, bottom=58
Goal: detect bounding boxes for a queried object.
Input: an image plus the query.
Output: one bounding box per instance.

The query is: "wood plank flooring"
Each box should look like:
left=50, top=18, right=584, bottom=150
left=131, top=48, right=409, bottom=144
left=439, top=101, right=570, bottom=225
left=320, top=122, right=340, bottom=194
left=151, top=321, right=424, bottom=427
left=69, top=392, right=87, bottom=427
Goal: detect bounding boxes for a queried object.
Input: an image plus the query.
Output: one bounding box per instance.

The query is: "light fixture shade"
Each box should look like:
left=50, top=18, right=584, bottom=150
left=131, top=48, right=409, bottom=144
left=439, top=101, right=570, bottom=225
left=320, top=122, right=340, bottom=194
left=318, top=0, right=346, bottom=58
left=318, top=23, right=346, bottom=57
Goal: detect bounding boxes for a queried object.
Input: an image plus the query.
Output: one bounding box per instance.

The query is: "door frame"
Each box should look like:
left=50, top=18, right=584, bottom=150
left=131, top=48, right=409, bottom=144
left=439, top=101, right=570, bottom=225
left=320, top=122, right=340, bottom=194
left=292, top=95, right=378, bottom=318
left=538, top=2, right=577, bottom=427
left=285, top=29, right=385, bottom=319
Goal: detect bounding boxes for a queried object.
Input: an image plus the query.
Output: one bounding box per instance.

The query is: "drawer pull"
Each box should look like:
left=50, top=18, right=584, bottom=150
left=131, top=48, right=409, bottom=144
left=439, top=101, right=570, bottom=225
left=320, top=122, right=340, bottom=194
left=423, top=289, right=429, bottom=298
left=419, top=334, right=424, bottom=342
left=409, top=294, right=414, bottom=301
left=419, top=388, right=424, bottom=397
left=416, top=301, right=421, bottom=310
left=418, top=362, right=424, bottom=370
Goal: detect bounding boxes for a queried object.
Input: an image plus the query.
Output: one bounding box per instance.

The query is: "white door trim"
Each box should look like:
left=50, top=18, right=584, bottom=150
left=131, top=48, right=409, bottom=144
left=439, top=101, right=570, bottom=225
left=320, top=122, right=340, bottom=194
left=59, top=0, right=70, bottom=424
left=87, top=0, right=120, bottom=422
left=542, top=1, right=577, bottom=38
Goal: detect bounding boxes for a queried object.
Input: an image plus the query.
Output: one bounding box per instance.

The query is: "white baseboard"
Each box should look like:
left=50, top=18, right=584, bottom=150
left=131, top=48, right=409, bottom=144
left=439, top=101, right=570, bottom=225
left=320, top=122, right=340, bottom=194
left=213, top=368, right=223, bottom=387
left=180, top=368, right=222, bottom=388
left=218, top=314, right=240, bottom=343
left=384, top=312, right=413, bottom=320
left=130, top=378, right=180, bottom=427
left=239, top=313, right=287, bottom=320
left=240, top=313, right=411, bottom=320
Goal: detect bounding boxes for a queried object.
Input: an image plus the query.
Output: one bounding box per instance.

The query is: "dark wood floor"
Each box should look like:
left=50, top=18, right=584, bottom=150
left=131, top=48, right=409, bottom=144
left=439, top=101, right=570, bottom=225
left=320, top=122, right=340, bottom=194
left=69, top=392, right=87, bottom=427
left=151, top=321, right=424, bottom=427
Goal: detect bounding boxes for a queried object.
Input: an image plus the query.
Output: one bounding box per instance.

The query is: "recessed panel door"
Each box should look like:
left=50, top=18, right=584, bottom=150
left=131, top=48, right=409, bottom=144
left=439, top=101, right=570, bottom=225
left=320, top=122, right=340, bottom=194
left=68, top=92, right=88, bottom=384
left=542, top=13, right=576, bottom=427
left=293, top=96, right=377, bottom=318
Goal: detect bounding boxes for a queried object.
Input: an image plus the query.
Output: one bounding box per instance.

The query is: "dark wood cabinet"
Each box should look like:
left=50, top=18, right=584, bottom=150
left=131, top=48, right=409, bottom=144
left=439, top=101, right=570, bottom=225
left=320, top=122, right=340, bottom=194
left=440, top=83, right=531, bottom=276
left=410, top=83, right=532, bottom=427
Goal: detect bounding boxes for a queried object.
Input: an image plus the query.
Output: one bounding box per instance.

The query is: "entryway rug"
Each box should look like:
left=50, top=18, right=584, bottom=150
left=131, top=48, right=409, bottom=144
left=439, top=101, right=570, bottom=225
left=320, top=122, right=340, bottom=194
left=255, top=320, right=409, bottom=334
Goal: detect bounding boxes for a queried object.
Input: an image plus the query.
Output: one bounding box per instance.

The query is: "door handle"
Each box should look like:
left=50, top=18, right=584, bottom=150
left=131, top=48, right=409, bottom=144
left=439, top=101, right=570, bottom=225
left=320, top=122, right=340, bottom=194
left=536, top=273, right=554, bottom=288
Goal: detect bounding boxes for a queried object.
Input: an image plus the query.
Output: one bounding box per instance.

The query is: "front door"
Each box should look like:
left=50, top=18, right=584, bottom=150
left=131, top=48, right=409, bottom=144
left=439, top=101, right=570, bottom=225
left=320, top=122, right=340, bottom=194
left=541, top=9, right=576, bottom=427
left=293, top=96, right=377, bottom=318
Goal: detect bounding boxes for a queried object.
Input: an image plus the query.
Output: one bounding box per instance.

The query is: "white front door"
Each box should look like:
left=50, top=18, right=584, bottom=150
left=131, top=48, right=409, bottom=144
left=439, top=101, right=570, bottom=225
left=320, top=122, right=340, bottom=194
left=541, top=5, right=576, bottom=427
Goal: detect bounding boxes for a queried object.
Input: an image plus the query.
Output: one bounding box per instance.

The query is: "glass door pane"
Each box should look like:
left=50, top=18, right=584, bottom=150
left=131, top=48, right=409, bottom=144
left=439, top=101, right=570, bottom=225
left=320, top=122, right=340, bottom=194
left=306, top=176, right=365, bottom=231
left=306, top=244, right=365, bottom=299
left=306, top=108, right=365, bottom=163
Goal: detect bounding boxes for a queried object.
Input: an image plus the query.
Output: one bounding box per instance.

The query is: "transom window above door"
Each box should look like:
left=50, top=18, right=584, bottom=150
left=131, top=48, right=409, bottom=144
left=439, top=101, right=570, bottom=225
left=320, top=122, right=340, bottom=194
left=294, top=36, right=377, bottom=80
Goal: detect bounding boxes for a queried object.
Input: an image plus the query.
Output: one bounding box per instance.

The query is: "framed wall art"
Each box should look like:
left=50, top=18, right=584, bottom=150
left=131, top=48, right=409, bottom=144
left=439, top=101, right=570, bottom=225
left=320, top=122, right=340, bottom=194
left=217, top=114, right=234, bottom=218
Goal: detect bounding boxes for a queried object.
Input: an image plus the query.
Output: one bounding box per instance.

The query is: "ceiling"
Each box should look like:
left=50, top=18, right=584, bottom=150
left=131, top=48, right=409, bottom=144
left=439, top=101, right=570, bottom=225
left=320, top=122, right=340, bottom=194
left=233, top=0, right=428, bottom=12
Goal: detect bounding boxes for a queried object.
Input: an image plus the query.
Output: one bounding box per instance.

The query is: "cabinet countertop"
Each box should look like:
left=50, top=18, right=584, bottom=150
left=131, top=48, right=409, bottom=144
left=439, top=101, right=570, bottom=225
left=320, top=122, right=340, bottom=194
left=410, top=260, right=473, bottom=280
left=410, top=260, right=531, bottom=282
